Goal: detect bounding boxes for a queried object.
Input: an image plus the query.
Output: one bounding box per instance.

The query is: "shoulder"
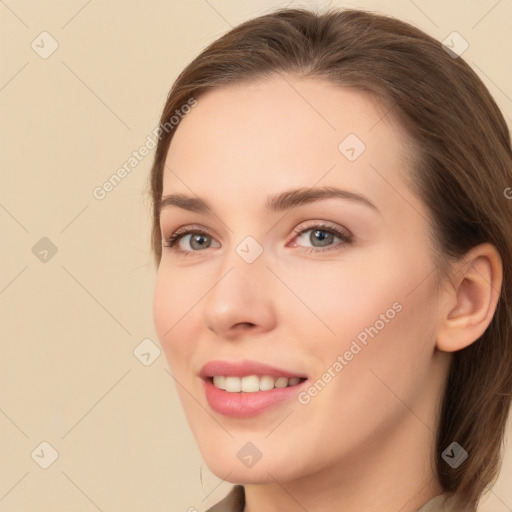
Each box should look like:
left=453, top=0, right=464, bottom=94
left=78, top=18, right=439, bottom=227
left=203, top=487, right=471, bottom=512
left=417, top=493, right=473, bottom=512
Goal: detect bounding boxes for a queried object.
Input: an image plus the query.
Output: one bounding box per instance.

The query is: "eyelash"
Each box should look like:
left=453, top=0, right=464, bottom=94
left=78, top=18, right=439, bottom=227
left=162, top=223, right=352, bottom=256
left=163, top=226, right=213, bottom=257
left=290, top=223, right=352, bottom=252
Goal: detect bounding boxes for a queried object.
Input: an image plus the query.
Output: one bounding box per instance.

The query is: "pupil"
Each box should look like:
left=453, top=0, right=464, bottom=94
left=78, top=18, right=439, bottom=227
left=312, top=229, right=332, bottom=247
left=191, top=234, right=210, bottom=250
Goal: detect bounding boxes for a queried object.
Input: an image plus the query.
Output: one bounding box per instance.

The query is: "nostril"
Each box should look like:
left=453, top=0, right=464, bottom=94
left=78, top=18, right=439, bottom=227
left=235, top=322, right=256, bottom=329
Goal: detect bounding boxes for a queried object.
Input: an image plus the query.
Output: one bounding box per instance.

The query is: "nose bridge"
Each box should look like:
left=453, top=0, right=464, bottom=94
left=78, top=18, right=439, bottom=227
left=202, top=239, right=276, bottom=336
left=216, top=232, right=270, bottom=290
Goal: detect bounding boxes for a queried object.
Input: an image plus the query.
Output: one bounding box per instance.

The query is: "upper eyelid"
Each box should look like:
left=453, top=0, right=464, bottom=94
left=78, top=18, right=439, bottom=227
left=163, top=220, right=347, bottom=238
left=292, top=220, right=351, bottom=235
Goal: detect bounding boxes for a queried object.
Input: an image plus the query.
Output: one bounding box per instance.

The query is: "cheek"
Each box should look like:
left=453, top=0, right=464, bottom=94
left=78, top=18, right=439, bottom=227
left=293, top=284, right=438, bottom=466
left=315, top=267, right=439, bottom=424
left=273, top=256, right=412, bottom=352
left=153, top=265, right=202, bottom=374
left=288, top=242, right=438, bottom=383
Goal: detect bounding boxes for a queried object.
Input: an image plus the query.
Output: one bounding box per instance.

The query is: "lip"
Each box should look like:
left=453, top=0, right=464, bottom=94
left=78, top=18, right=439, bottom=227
left=199, top=359, right=308, bottom=379
left=199, top=359, right=309, bottom=418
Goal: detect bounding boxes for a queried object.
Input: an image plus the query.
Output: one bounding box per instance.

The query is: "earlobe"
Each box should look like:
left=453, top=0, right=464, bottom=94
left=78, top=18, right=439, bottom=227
left=436, top=243, right=503, bottom=353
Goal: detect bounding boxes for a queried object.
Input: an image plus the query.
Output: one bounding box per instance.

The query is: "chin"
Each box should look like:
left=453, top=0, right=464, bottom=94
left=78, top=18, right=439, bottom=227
left=207, top=461, right=288, bottom=484
left=200, top=445, right=306, bottom=484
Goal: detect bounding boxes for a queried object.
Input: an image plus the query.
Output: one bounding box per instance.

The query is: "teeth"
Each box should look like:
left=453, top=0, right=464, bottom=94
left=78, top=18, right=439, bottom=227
left=241, top=375, right=260, bottom=393
left=213, top=376, right=226, bottom=390
left=225, top=376, right=241, bottom=392
left=275, top=377, right=288, bottom=388
left=259, top=375, right=275, bottom=391
left=211, top=375, right=304, bottom=392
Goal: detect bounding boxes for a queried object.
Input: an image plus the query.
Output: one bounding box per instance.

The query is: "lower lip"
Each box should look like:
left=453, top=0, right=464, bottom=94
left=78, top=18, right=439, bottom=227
left=203, top=378, right=307, bottom=418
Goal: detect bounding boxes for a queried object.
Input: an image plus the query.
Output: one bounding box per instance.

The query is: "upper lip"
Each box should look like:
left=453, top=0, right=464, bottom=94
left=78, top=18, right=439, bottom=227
left=199, top=359, right=308, bottom=379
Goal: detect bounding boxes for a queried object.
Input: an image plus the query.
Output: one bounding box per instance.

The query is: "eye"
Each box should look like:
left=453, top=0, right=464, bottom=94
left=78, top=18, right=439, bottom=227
left=290, top=223, right=352, bottom=252
left=163, top=227, right=220, bottom=254
left=162, top=222, right=352, bottom=257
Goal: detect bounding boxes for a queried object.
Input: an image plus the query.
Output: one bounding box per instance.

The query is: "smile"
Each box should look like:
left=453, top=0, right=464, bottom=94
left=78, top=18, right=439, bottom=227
left=211, top=375, right=306, bottom=392
left=199, top=359, right=309, bottom=417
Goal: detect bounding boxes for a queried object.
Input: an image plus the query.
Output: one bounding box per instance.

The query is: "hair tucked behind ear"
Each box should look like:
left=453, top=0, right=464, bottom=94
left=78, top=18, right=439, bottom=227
left=148, top=8, right=512, bottom=509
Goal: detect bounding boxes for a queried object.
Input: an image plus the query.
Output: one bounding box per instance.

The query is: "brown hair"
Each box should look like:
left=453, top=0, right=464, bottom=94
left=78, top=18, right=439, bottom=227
left=148, top=7, right=512, bottom=509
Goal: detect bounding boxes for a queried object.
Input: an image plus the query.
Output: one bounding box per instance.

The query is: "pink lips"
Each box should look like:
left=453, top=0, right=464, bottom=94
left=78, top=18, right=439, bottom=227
left=199, top=359, right=308, bottom=418
left=199, top=359, right=307, bottom=379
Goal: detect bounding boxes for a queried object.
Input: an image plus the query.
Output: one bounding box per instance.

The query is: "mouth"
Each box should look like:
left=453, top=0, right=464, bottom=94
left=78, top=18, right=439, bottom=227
left=207, top=375, right=307, bottom=392
left=199, top=360, right=309, bottom=418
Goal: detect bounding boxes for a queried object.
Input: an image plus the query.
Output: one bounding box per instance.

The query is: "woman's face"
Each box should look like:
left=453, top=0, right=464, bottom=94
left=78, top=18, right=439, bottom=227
left=154, top=75, right=450, bottom=485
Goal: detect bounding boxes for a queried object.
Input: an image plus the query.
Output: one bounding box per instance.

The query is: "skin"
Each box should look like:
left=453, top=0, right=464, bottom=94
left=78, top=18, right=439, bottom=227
left=153, top=74, right=502, bottom=512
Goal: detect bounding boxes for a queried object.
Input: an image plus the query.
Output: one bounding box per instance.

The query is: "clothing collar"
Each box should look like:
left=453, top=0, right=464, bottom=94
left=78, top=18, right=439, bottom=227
left=205, top=485, right=467, bottom=512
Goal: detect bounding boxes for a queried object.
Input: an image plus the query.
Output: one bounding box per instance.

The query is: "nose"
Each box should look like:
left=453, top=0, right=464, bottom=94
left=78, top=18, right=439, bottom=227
left=202, top=254, right=277, bottom=339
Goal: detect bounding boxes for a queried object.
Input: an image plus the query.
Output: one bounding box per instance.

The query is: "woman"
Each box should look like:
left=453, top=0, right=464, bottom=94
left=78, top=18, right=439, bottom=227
left=149, top=7, right=512, bottom=512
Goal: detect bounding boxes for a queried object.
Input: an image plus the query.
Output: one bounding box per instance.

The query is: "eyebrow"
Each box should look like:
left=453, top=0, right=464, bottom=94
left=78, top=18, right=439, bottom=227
left=159, top=186, right=379, bottom=215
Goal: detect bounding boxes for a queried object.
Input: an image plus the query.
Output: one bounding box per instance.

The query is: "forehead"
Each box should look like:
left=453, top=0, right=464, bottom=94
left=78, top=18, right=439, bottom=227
left=162, top=74, right=414, bottom=211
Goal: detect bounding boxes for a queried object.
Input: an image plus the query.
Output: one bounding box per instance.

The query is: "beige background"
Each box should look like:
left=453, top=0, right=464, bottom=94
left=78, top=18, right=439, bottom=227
left=1, top=0, right=511, bottom=510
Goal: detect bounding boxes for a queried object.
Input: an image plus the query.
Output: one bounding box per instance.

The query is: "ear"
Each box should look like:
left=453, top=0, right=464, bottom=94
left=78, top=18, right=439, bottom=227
left=436, top=243, right=503, bottom=352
